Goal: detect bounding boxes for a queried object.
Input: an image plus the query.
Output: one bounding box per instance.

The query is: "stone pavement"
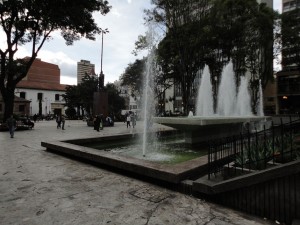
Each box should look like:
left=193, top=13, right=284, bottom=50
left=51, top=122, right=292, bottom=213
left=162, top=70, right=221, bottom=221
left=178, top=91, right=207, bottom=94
left=0, top=120, right=275, bottom=225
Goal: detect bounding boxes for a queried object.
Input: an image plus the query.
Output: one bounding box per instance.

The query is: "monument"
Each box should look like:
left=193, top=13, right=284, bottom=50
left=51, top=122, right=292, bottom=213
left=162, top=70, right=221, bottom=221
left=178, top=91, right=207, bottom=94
left=93, top=32, right=108, bottom=117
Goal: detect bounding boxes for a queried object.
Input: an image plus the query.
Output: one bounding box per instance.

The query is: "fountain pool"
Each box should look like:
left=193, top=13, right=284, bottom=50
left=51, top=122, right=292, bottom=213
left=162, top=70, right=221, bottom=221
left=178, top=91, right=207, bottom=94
left=41, top=131, right=209, bottom=184
left=78, top=133, right=206, bottom=164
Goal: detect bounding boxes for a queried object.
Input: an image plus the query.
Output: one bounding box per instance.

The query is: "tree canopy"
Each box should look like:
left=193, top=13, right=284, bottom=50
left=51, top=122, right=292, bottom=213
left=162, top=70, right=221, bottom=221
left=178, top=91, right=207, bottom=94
left=120, top=58, right=145, bottom=99
left=0, top=0, right=110, bottom=121
left=63, top=75, right=125, bottom=119
left=146, top=0, right=278, bottom=114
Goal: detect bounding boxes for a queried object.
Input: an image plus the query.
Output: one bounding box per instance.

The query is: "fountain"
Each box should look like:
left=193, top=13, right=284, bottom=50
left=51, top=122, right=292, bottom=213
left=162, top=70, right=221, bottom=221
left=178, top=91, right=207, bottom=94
left=195, top=65, right=214, bottom=116
left=41, top=29, right=269, bottom=184
left=196, top=61, right=253, bottom=117
left=154, top=61, right=269, bottom=145
left=217, top=62, right=237, bottom=116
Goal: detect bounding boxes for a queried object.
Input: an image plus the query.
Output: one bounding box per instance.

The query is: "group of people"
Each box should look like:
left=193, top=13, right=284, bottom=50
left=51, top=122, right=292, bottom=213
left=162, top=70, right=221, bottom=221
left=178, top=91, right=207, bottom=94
left=125, top=112, right=137, bottom=128
left=56, top=114, right=66, bottom=130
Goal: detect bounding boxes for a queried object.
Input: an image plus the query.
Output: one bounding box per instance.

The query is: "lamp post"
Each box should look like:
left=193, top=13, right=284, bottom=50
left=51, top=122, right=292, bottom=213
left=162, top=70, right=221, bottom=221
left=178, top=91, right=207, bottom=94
left=93, top=29, right=109, bottom=117
left=99, top=30, right=108, bottom=91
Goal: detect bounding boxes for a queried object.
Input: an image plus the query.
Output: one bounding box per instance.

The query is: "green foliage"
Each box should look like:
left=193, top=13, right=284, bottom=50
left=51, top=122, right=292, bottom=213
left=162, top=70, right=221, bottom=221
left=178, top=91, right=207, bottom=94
left=148, top=0, right=279, bottom=114
left=0, top=0, right=110, bottom=121
left=63, top=74, right=98, bottom=116
left=64, top=77, right=126, bottom=118
left=105, top=83, right=125, bottom=118
left=235, top=139, right=273, bottom=170
left=65, top=107, right=77, bottom=119
left=120, top=58, right=145, bottom=98
left=235, top=132, right=300, bottom=170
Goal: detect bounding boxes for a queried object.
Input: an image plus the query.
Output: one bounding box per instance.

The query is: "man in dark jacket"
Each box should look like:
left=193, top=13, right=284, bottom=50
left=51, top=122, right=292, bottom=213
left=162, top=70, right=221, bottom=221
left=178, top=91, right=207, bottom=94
left=6, top=115, right=16, bottom=138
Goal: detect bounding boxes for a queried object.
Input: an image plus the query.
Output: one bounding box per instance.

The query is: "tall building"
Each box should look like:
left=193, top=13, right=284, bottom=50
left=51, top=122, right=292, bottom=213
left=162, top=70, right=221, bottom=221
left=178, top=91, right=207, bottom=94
left=281, top=0, right=300, bottom=69
left=275, top=0, right=300, bottom=114
left=77, top=60, right=96, bottom=84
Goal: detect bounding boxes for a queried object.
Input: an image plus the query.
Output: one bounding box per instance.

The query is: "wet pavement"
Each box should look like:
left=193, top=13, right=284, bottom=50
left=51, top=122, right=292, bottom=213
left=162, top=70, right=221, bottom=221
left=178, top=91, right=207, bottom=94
left=0, top=120, right=275, bottom=225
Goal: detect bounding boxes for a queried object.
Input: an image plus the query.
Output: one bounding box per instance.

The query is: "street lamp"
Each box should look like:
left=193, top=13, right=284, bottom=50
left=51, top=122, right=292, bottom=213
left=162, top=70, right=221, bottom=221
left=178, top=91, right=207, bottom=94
left=99, top=29, right=108, bottom=91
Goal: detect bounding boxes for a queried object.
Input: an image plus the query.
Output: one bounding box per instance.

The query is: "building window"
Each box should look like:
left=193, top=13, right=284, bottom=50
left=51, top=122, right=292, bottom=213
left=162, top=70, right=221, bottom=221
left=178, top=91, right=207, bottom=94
left=20, top=92, right=26, bottom=99
left=37, top=93, right=43, bottom=101
left=55, top=94, right=60, bottom=101
left=19, top=105, right=25, bottom=112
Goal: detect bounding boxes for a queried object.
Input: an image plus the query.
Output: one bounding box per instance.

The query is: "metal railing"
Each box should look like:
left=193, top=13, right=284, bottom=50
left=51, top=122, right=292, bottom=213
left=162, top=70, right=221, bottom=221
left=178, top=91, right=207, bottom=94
left=208, top=116, right=300, bottom=180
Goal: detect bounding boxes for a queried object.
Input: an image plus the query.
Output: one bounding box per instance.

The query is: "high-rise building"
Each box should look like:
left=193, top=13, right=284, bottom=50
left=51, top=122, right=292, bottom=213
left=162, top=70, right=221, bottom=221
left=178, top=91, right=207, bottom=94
left=275, top=0, right=300, bottom=114
left=282, top=0, right=300, bottom=70
left=77, top=60, right=96, bottom=84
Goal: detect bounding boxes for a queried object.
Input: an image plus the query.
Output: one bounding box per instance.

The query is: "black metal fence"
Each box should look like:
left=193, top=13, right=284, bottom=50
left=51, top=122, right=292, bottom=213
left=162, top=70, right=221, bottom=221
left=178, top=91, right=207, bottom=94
left=208, top=116, right=300, bottom=180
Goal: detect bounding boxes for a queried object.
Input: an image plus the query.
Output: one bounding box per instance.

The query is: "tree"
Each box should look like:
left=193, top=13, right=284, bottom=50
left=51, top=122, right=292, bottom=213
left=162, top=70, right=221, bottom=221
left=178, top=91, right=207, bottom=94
left=0, top=0, right=110, bottom=121
left=105, top=83, right=125, bottom=120
left=63, top=74, right=98, bottom=116
left=78, top=74, right=99, bottom=115
left=120, top=58, right=145, bottom=99
left=146, top=0, right=212, bottom=115
left=211, top=0, right=278, bottom=113
left=63, top=85, right=82, bottom=118
left=148, top=0, right=278, bottom=114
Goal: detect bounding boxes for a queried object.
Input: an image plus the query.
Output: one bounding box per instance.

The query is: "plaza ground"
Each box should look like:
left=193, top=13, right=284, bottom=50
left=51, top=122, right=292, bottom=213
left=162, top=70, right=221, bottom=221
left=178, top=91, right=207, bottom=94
left=0, top=120, right=276, bottom=225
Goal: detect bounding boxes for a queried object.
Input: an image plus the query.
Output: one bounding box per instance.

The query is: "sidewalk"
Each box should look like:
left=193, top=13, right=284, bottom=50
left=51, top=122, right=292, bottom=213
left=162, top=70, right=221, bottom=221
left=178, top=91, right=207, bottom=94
left=0, top=120, right=274, bottom=225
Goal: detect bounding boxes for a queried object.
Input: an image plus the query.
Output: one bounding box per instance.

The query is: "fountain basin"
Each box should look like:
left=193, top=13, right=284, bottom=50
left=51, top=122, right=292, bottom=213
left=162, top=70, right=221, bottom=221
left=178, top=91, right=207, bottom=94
left=153, top=116, right=271, bottom=144
left=41, top=133, right=209, bottom=184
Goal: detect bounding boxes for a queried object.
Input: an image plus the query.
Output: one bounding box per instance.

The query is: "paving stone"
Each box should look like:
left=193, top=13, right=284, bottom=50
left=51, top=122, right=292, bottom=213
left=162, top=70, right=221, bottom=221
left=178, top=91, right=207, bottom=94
left=0, top=120, right=275, bottom=225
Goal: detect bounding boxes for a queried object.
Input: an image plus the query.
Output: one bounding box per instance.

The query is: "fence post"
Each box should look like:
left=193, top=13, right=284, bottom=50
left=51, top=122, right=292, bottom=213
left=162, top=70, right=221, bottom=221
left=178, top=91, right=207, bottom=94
left=264, top=125, right=267, bottom=168
left=248, top=128, right=251, bottom=171
left=272, top=121, right=275, bottom=164
left=208, top=142, right=211, bottom=180
left=280, top=118, right=284, bottom=162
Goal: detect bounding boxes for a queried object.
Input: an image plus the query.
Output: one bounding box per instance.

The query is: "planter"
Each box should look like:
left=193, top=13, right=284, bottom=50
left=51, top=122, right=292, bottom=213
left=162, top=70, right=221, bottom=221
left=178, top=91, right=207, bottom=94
left=222, top=161, right=277, bottom=180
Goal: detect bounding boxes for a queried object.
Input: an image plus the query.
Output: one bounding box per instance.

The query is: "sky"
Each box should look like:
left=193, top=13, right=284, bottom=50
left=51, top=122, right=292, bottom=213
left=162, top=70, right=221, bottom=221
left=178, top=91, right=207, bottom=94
left=1, top=0, right=282, bottom=85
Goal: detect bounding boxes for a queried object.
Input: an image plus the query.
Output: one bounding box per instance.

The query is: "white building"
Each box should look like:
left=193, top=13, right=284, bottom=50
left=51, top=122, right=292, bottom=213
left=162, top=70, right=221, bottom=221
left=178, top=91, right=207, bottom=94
left=16, top=58, right=66, bottom=116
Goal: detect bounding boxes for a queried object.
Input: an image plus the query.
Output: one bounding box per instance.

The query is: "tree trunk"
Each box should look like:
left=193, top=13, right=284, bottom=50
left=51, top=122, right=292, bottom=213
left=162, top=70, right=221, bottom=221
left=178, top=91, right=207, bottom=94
left=3, top=89, right=15, bottom=122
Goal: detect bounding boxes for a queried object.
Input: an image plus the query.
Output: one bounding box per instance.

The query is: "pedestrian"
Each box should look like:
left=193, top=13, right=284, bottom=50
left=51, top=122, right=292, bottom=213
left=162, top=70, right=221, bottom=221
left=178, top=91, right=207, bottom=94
left=6, top=115, right=16, bottom=138
left=94, top=115, right=101, bottom=132
left=61, top=115, right=66, bottom=130
left=33, top=114, right=37, bottom=122
left=56, top=115, right=61, bottom=129
left=126, top=114, right=131, bottom=128
left=99, top=114, right=104, bottom=130
left=131, top=113, right=136, bottom=128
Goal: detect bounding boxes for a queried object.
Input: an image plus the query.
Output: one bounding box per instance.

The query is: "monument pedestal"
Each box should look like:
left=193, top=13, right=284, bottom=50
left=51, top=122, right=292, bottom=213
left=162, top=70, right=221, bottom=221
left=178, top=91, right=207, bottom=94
left=93, top=91, right=108, bottom=117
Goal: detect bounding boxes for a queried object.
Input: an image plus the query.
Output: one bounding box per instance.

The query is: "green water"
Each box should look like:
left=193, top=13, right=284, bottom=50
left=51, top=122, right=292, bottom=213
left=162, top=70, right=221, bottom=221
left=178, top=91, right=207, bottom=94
left=80, top=136, right=207, bottom=164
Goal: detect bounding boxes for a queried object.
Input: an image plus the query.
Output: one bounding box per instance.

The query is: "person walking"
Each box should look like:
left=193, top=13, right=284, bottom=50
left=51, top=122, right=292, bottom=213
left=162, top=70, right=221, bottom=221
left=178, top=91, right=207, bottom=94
left=56, top=115, right=61, bottom=129
left=94, top=115, right=101, bottom=132
left=126, top=114, right=131, bottom=128
left=6, top=115, right=16, bottom=138
left=131, top=113, right=136, bottom=128
left=61, top=115, right=66, bottom=130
